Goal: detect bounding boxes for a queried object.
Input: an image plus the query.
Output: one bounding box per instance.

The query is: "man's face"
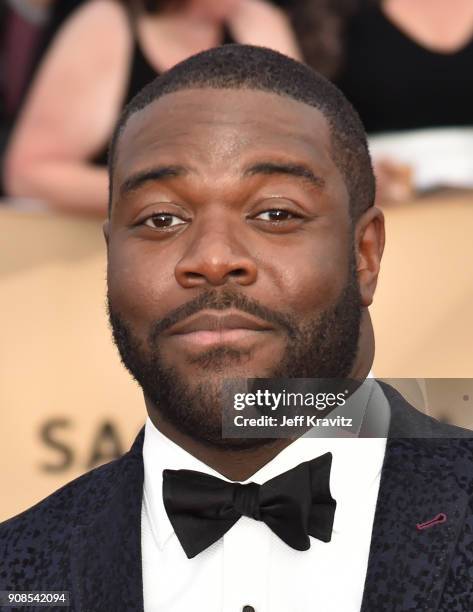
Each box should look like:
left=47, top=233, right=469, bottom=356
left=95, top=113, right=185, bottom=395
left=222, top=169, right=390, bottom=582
left=105, top=88, right=366, bottom=446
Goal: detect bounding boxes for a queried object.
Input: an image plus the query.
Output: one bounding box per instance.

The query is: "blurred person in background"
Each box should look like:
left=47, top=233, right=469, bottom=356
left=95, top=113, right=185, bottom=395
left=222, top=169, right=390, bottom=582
left=2, top=0, right=301, bottom=216
left=281, top=0, right=473, bottom=204
left=0, top=0, right=84, bottom=195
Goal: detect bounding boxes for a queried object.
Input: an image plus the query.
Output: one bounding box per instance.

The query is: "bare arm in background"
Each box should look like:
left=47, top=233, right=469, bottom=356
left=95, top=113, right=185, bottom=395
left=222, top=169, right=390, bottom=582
left=3, top=0, right=132, bottom=217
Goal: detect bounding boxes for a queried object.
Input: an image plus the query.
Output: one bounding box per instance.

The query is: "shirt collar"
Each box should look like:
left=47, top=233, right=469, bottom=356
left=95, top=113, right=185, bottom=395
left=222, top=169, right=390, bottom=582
left=143, top=378, right=388, bottom=551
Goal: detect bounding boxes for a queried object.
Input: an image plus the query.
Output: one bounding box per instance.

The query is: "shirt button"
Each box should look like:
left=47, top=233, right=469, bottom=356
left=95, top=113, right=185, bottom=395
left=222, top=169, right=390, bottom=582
left=242, top=607, right=255, bottom=612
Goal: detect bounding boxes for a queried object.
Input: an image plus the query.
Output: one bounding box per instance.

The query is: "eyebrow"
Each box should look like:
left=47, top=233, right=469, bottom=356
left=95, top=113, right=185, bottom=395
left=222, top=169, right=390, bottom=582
left=119, top=160, right=325, bottom=198
left=119, top=165, right=190, bottom=196
left=243, top=161, right=325, bottom=189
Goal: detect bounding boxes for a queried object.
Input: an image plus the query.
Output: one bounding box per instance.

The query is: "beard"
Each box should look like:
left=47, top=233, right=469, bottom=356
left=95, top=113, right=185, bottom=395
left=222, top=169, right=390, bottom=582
left=107, top=250, right=362, bottom=449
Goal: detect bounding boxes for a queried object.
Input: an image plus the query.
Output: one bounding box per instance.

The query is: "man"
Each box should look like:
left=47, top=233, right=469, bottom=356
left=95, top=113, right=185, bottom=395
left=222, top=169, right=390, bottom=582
left=1, top=45, right=472, bottom=612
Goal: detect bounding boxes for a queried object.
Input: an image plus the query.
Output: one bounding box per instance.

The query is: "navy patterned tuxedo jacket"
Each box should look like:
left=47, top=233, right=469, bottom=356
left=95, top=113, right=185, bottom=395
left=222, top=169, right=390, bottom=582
left=1, top=382, right=473, bottom=611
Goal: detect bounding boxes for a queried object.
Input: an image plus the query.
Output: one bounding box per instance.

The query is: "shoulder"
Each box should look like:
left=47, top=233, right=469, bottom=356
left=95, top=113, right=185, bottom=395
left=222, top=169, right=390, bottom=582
left=64, top=0, right=130, bottom=32
left=377, top=383, right=473, bottom=508
left=45, top=0, right=131, bottom=62
left=0, top=453, right=127, bottom=564
left=379, top=380, right=473, bottom=440
left=0, top=427, right=144, bottom=589
left=379, top=380, right=473, bottom=481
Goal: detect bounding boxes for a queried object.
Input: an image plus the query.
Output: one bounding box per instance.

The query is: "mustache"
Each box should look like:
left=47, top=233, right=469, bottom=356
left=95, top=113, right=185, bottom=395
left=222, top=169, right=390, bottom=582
left=148, top=289, right=297, bottom=344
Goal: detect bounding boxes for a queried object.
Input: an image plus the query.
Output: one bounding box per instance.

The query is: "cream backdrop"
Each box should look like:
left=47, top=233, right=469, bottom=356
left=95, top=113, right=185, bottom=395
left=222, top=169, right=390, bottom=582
left=1, top=206, right=144, bottom=522
left=1, top=193, right=473, bottom=521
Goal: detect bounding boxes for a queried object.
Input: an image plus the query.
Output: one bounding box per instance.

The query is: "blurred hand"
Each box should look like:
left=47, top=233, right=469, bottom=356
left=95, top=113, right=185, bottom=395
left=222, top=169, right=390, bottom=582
left=374, top=158, right=415, bottom=205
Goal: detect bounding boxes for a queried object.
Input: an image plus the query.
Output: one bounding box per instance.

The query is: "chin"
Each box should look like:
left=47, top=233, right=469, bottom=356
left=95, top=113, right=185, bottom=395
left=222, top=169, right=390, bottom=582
left=184, top=351, right=280, bottom=380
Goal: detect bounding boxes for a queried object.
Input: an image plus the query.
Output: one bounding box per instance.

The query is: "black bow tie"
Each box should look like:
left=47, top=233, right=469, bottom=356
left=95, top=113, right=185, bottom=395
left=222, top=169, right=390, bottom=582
left=162, top=453, right=336, bottom=559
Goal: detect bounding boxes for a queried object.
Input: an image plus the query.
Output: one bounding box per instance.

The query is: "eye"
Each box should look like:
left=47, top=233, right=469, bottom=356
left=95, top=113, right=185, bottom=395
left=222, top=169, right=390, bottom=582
left=254, top=209, right=300, bottom=222
left=142, top=212, right=187, bottom=230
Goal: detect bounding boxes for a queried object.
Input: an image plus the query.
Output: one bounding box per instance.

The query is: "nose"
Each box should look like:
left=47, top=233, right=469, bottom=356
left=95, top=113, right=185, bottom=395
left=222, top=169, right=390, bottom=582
left=174, top=221, right=258, bottom=289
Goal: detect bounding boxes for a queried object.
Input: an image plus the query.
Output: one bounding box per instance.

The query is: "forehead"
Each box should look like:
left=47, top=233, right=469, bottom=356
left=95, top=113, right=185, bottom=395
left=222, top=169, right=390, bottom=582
left=114, top=88, right=339, bottom=184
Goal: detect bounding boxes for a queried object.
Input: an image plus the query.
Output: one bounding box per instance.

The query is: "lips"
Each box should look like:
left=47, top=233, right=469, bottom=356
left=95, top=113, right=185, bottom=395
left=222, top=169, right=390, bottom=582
left=167, top=311, right=274, bottom=336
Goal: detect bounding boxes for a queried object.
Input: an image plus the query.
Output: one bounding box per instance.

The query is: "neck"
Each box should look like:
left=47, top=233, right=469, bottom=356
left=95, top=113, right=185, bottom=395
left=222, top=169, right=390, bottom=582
left=351, top=308, right=374, bottom=380
left=146, top=310, right=375, bottom=480
left=147, top=404, right=295, bottom=481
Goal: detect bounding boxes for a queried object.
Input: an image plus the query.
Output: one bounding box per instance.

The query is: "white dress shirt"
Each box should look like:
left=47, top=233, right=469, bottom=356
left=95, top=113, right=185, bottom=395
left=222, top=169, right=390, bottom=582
left=141, top=380, right=389, bottom=612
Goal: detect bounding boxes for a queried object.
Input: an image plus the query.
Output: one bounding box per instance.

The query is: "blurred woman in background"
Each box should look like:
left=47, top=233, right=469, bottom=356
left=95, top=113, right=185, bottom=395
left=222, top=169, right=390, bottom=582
left=284, top=0, right=473, bottom=203
left=0, top=0, right=86, bottom=196
left=3, top=0, right=301, bottom=216
left=337, top=0, right=473, bottom=202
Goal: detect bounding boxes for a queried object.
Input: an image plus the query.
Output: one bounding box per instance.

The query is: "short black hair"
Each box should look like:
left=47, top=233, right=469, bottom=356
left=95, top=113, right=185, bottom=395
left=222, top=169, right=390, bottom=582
left=108, top=44, right=375, bottom=220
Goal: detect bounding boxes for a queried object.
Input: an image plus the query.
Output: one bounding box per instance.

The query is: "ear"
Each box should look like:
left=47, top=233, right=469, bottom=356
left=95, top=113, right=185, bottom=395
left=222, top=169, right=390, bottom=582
left=354, top=206, right=385, bottom=307
left=102, top=219, right=110, bottom=249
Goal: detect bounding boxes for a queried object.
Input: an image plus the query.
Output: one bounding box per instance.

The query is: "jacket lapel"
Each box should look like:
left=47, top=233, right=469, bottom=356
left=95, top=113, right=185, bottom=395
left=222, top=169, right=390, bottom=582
left=71, top=427, right=145, bottom=612
left=361, top=393, right=470, bottom=611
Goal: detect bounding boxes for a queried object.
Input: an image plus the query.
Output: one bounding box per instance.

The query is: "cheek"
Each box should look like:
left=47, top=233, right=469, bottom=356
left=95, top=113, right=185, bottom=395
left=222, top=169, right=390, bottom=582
left=107, top=241, right=175, bottom=327
left=266, top=235, right=350, bottom=318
